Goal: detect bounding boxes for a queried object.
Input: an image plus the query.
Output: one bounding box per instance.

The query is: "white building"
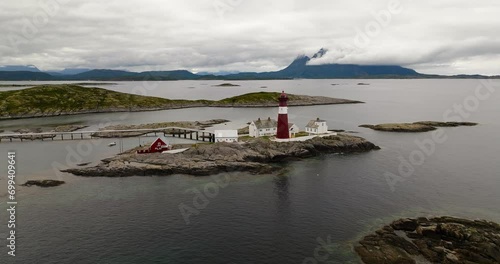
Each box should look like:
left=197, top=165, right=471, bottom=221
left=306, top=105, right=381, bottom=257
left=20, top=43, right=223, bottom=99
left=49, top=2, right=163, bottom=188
left=249, top=118, right=277, bottom=138
left=288, top=123, right=300, bottom=138
left=305, top=118, right=328, bottom=135
left=214, top=130, right=238, bottom=143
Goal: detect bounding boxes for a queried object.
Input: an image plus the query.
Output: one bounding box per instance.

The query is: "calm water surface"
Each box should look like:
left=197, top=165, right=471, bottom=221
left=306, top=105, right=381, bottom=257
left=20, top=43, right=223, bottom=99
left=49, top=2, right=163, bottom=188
left=0, top=79, right=499, bottom=263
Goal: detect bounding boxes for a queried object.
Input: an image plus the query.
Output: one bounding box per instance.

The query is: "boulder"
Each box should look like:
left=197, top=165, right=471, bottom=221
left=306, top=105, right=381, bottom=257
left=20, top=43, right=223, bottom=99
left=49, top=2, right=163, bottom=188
left=21, top=180, right=65, bottom=187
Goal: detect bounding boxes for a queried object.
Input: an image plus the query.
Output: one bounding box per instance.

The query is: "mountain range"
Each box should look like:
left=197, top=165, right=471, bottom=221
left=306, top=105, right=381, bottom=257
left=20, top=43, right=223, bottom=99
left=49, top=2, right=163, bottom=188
left=0, top=49, right=498, bottom=81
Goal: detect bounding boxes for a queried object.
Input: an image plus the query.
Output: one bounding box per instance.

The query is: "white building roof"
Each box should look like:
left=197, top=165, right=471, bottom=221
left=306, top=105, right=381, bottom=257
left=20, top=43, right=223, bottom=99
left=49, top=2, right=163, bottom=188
left=252, top=118, right=277, bottom=129
left=214, top=130, right=238, bottom=138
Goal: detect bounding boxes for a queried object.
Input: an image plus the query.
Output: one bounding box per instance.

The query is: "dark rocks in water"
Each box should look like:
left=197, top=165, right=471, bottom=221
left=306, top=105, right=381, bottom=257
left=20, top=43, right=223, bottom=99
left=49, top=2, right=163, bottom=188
left=62, top=134, right=380, bottom=178
left=21, top=180, right=65, bottom=187
left=355, top=216, right=500, bottom=264
left=360, top=121, right=478, bottom=132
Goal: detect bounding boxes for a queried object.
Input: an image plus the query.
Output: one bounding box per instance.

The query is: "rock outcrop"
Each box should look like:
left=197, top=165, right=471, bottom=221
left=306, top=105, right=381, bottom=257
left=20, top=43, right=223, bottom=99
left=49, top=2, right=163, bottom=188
left=21, top=180, right=65, bottom=187
left=355, top=217, right=500, bottom=264
left=63, top=134, right=380, bottom=177
left=360, top=121, right=478, bottom=132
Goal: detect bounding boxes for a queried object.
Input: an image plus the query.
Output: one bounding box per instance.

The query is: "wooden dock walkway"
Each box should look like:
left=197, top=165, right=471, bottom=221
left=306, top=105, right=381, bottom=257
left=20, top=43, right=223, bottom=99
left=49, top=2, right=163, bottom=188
left=0, top=127, right=215, bottom=143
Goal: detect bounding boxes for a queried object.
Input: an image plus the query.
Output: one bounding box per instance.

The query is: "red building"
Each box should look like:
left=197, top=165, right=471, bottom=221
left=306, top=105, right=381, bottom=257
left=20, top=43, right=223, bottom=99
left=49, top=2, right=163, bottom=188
left=137, top=138, right=170, bottom=154
left=276, top=91, right=290, bottom=139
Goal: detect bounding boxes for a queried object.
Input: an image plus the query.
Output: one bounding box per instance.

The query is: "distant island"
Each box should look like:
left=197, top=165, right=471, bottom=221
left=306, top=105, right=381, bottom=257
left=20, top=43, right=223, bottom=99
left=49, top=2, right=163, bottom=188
left=0, top=84, right=362, bottom=119
left=213, top=83, right=240, bottom=87
left=1, top=49, right=499, bottom=81
left=360, top=121, right=478, bottom=132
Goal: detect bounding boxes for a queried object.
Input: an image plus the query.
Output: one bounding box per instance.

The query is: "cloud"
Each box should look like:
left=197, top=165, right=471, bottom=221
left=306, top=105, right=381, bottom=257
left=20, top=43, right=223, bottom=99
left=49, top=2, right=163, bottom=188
left=0, top=0, right=499, bottom=74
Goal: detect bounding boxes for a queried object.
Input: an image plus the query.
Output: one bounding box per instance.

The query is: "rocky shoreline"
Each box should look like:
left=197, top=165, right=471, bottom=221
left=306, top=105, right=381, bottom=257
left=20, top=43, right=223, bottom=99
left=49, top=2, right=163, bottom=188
left=355, top=216, right=500, bottom=264
left=360, top=121, right=478, bottom=132
left=62, top=134, right=379, bottom=177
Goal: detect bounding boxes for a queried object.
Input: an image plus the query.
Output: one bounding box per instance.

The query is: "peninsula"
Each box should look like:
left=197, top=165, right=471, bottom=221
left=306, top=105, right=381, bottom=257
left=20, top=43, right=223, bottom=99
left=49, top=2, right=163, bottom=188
left=0, top=84, right=362, bottom=120
left=62, top=134, right=379, bottom=177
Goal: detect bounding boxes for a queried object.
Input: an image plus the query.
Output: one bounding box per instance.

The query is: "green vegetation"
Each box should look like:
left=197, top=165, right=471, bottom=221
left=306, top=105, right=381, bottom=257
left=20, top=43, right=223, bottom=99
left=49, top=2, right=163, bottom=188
left=0, top=84, right=198, bottom=118
left=0, top=85, right=359, bottom=119
left=238, top=135, right=254, bottom=143
left=218, top=92, right=299, bottom=105
left=294, top=131, right=310, bottom=138
left=213, top=83, right=240, bottom=87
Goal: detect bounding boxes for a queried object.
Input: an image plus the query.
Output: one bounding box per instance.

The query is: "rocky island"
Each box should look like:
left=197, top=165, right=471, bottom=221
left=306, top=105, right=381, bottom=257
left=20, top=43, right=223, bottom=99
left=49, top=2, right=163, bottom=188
left=62, top=134, right=379, bottom=177
left=0, top=84, right=362, bottom=120
left=360, top=121, right=478, bottom=132
left=21, top=180, right=65, bottom=187
left=355, top=216, right=500, bottom=264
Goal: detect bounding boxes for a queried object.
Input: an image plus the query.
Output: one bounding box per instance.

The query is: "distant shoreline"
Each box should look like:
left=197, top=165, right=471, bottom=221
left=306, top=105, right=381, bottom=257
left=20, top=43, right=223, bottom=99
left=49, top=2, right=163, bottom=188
left=0, top=82, right=118, bottom=87
left=0, top=102, right=362, bottom=121
left=2, top=77, right=500, bottom=82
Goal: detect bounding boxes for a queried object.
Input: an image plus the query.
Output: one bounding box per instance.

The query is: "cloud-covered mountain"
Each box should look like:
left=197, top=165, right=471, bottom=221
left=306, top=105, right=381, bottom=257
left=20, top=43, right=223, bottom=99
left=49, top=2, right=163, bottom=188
left=224, top=49, right=419, bottom=79
left=1, top=49, right=498, bottom=81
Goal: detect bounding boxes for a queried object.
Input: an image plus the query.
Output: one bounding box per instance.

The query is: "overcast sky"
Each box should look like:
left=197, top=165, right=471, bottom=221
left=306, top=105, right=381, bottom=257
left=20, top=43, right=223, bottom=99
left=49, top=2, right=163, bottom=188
left=1, top=0, right=500, bottom=75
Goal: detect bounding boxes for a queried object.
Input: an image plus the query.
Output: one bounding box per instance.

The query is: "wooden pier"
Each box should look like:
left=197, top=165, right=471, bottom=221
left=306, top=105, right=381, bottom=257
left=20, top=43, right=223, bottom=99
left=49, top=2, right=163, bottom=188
left=0, top=127, right=216, bottom=143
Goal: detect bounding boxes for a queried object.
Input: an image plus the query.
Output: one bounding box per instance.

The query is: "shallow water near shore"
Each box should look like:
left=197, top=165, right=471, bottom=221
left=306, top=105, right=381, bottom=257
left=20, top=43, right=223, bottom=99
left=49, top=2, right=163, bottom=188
left=0, top=79, right=499, bottom=263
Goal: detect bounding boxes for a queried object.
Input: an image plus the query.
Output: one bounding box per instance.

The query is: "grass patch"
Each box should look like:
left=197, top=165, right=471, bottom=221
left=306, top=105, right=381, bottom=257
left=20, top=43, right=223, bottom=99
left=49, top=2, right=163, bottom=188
left=294, top=131, right=310, bottom=137
left=0, top=84, right=358, bottom=118
left=216, top=92, right=301, bottom=105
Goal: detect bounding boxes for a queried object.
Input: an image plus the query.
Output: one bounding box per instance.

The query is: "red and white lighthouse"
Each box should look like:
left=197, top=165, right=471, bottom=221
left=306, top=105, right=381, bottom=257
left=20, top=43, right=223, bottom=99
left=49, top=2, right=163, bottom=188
left=276, top=91, right=290, bottom=139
